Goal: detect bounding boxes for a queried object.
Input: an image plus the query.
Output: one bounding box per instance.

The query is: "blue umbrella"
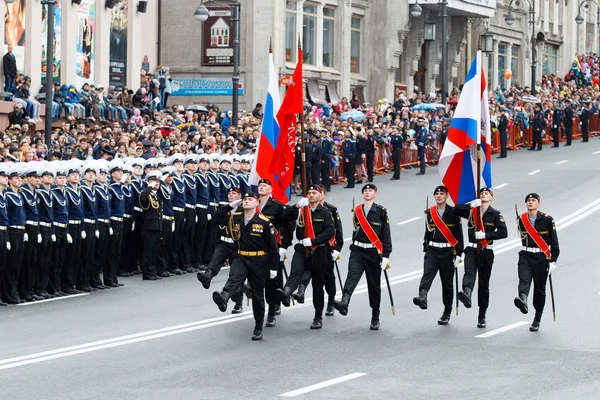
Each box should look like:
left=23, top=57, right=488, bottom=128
left=411, top=103, right=438, bottom=111
left=339, top=110, right=366, bottom=121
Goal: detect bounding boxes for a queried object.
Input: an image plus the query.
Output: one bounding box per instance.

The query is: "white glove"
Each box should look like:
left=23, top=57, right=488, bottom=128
left=81, top=231, right=86, bottom=239
left=195, top=215, right=198, bottom=223
left=269, top=270, right=277, bottom=279
left=37, top=234, right=42, bottom=243
left=172, top=221, right=175, bottom=232
left=470, top=199, right=482, bottom=208
left=148, top=181, right=158, bottom=189
left=301, top=238, right=312, bottom=247
left=109, top=227, right=114, bottom=236
left=381, top=257, right=389, bottom=270
left=278, top=248, right=286, bottom=261
left=67, top=234, right=73, bottom=244
left=229, top=199, right=242, bottom=208
left=160, top=174, right=168, bottom=182
left=297, top=197, right=309, bottom=208
left=6, top=242, right=10, bottom=251
left=332, top=250, right=340, bottom=261
left=131, top=222, right=135, bottom=231
left=475, top=231, right=486, bottom=240
left=95, top=230, right=100, bottom=239
left=454, top=254, right=463, bottom=268
left=51, top=234, right=56, bottom=242
left=207, top=214, right=212, bottom=221
left=23, top=233, right=28, bottom=242
left=548, top=262, right=557, bottom=274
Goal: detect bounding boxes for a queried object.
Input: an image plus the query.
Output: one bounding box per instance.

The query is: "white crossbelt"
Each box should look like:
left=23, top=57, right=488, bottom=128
left=428, top=241, right=451, bottom=248
left=353, top=241, right=375, bottom=249
left=220, top=236, right=234, bottom=243
left=468, top=243, right=494, bottom=250
left=522, top=246, right=545, bottom=253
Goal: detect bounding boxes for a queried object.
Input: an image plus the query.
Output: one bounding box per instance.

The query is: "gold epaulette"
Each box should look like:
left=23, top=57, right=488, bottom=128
left=258, top=214, right=269, bottom=222
left=232, top=211, right=243, bottom=216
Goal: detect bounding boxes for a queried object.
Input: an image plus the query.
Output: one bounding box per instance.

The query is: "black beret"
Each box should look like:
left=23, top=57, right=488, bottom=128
left=433, top=185, right=448, bottom=194
left=307, top=184, right=320, bottom=192
left=525, top=193, right=540, bottom=202
left=480, top=187, right=493, bottom=195
left=243, top=192, right=259, bottom=200
left=361, top=183, right=377, bottom=193
left=258, top=178, right=272, bottom=186
left=228, top=187, right=241, bottom=194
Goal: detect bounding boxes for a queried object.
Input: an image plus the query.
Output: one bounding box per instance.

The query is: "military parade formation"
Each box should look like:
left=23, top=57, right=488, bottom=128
left=0, top=152, right=560, bottom=341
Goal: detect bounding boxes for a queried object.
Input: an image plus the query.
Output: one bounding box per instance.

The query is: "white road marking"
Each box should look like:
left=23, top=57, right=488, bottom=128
left=397, top=217, right=420, bottom=225
left=493, top=183, right=508, bottom=189
left=554, top=160, right=569, bottom=165
left=593, top=150, right=600, bottom=154
left=16, top=293, right=89, bottom=306
left=280, top=373, right=367, bottom=397
left=476, top=321, right=530, bottom=338
left=527, top=170, right=541, bottom=175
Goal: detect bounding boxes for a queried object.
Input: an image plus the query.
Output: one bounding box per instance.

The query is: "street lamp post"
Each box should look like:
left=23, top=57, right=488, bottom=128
left=575, top=0, right=600, bottom=54
left=41, top=0, right=56, bottom=148
left=505, top=0, right=537, bottom=95
left=195, top=0, right=241, bottom=127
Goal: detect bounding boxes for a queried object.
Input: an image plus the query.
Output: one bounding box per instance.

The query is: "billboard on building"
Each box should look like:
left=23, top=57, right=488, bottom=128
left=4, top=0, right=26, bottom=74
left=109, top=0, right=128, bottom=88
left=41, top=0, right=62, bottom=84
left=170, top=77, right=244, bottom=96
left=201, top=7, right=234, bottom=66
left=75, top=0, right=96, bottom=88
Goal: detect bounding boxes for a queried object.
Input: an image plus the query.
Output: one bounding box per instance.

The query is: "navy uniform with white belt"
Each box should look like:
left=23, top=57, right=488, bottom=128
left=130, top=158, right=145, bottom=274
left=50, top=168, right=69, bottom=296
left=452, top=187, right=508, bottom=328
left=106, top=162, right=126, bottom=287
left=217, top=156, right=233, bottom=205
left=79, top=164, right=98, bottom=292
left=157, top=167, right=176, bottom=278
left=20, top=166, right=42, bottom=302
left=120, top=165, right=136, bottom=276
left=0, top=165, right=8, bottom=306
left=36, top=166, right=55, bottom=299
left=94, top=164, right=111, bottom=290
left=182, top=155, right=198, bottom=272
left=194, top=155, right=211, bottom=269
left=169, top=154, right=186, bottom=274
left=207, top=156, right=221, bottom=262
left=514, top=192, right=560, bottom=332
left=5, top=165, right=27, bottom=304
left=413, top=185, right=464, bottom=325
left=63, top=164, right=84, bottom=294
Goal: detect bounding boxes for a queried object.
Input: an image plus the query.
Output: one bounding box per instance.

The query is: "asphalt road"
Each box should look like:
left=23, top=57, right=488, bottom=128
left=1, top=142, right=600, bottom=400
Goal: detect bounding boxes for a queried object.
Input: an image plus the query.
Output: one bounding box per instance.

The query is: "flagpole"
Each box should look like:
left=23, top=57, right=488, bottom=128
left=476, top=46, right=482, bottom=256
left=298, top=36, right=307, bottom=198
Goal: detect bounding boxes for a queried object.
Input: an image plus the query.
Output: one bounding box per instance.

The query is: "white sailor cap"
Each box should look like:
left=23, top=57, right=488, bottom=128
left=145, top=170, right=163, bottom=181
left=122, top=164, right=133, bottom=174
left=0, top=163, right=9, bottom=177
left=130, top=157, right=145, bottom=168
left=198, top=153, right=210, bottom=163
left=108, top=159, right=124, bottom=174
left=80, top=162, right=97, bottom=176
left=231, top=154, right=241, bottom=163
left=183, top=154, right=197, bottom=164
left=144, top=158, right=159, bottom=169
left=169, top=153, right=185, bottom=165
left=161, top=166, right=176, bottom=177
left=219, top=154, right=232, bottom=164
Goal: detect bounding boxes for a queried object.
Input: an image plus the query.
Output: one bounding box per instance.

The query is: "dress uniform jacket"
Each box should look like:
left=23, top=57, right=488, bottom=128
left=351, top=203, right=391, bottom=257
left=452, top=204, right=508, bottom=250
left=139, top=186, right=162, bottom=231
left=423, top=206, right=464, bottom=255
left=517, top=212, right=560, bottom=262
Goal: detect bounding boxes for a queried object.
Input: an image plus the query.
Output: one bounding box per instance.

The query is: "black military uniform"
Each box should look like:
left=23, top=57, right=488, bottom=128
left=390, top=127, right=403, bottom=179
left=333, top=184, right=392, bottom=330
left=550, top=105, right=561, bottom=148
left=139, top=172, right=163, bottom=280
left=498, top=110, right=509, bottom=157
left=530, top=104, right=545, bottom=151
left=212, top=192, right=279, bottom=341
left=563, top=100, right=574, bottom=146
left=277, top=186, right=335, bottom=329
left=363, top=131, right=376, bottom=182
left=581, top=101, right=590, bottom=142
left=514, top=193, right=559, bottom=332
left=452, top=187, right=508, bottom=328
left=413, top=185, right=464, bottom=325
left=310, top=133, right=322, bottom=185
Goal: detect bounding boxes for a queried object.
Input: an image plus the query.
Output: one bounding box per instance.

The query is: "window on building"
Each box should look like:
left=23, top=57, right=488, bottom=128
left=510, top=46, right=520, bottom=86
left=285, top=1, right=297, bottom=62
left=543, top=44, right=559, bottom=75
left=498, top=43, right=508, bottom=89
left=322, top=7, right=335, bottom=67
left=350, top=16, right=361, bottom=73
left=302, top=4, right=317, bottom=65
left=487, top=53, right=493, bottom=89
left=395, top=52, right=404, bottom=83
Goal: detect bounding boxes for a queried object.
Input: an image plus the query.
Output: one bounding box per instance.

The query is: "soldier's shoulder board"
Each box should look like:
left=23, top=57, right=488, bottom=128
left=232, top=211, right=243, bottom=216
left=258, top=214, right=270, bottom=222
left=377, top=204, right=387, bottom=211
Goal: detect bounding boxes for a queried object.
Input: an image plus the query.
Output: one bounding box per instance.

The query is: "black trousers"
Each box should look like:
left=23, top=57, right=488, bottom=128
left=564, top=123, right=573, bottom=145
left=35, top=225, right=53, bottom=294
left=517, top=251, right=549, bottom=314
left=341, top=247, right=381, bottom=312
left=300, top=249, right=336, bottom=302
left=499, top=130, right=508, bottom=156
left=582, top=121, right=589, bottom=142
left=462, top=248, right=494, bottom=309
left=49, top=226, right=67, bottom=294
left=193, top=207, right=209, bottom=267
left=92, top=222, right=110, bottom=287
left=202, top=214, right=216, bottom=265
left=392, top=148, right=402, bottom=179
left=418, top=248, right=455, bottom=308
left=551, top=128, right=560, bottom=147
left=19, top=224, right=38, bottom=298
left=321, top=157, right=331, bottom=190
left=171, top=210, right=185, bottom=270
left=530, top=130, right=542, bottom=150
left=0, top=230, right=7, bottom=301
left=418, top=146, right=426, bottom=173
left=207, top=242, right=237, bottom=275
left=286, top=245, right=328, bottom=316
left=131, top=211, right=143, bottom=269
left=120, top=217, right=134, bottom=273
left=141, top=230, right=161, bottom=278
left=158, top=218, right=174, bottom=274
left=181, top=207, right=196, bottom=269
left=63, top=226, right=83, bottom=291
left=79, top=222, right=96, bottom=289
left=105, top=220, right=123, bottom=286
left=311, top=162, right=321, bottom=185
left=366, top=151, right=374, bottom=182
left=344, top=160, right=354, bottom=187
left=223, top=255, right=267, bottom=326
left=265, top=259, right=285, bottom=307
left=5, top=227, right=25, bottom=303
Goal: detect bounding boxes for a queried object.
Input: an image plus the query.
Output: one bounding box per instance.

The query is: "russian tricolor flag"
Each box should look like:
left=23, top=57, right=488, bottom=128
left=438, top=50, right=492, bottom=204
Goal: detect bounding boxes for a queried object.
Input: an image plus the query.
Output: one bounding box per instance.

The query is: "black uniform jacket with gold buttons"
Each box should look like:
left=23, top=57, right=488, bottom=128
left=260, top=197, right=294, bottom=249
left=139, top=186, right=162, bottom=232
left=323, top=201, right=344, bottom=252
left=517, top=211, right=560, bottom=262
left=423, top=205, right=464, bottom=254
left=351, top=203, right=392, bottom=258
left=283, top=204, right=335, bottom=249
left=230, top=211, right=279, bottom=269
left=452, top=204, right=508, bottom=245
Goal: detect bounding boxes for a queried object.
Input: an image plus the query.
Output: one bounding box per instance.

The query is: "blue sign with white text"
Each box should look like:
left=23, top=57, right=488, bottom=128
left=170, top=77, right=244, bottom=96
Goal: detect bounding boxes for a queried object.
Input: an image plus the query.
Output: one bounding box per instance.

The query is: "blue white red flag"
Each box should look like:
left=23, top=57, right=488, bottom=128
left=438, top=50, right=492, bottom=204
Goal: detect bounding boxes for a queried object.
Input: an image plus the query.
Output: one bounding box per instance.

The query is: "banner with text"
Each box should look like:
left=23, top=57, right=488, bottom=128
left=109, top=0, right=128, bottom=88
left=170, top=77, right=244, bottom=96
left=202, top=7, right=234, bottom=66
left=41, top=0, right=62, bottom=84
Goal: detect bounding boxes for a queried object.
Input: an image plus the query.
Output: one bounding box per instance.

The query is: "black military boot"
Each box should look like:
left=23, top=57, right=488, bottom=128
left=231, top=297, right=243, bottom=314
left=457, top=288, right=472, bottom=308
left=197, top=269, right=214, bottom=289
left=275, top=303, right=281, bottom=315
left=252, top=323, right=263, bottom=341
left=438, top=307, right=452, bottom=325
left=332, top=294, right=350, bottom=316
left=325, top=301, right=335, bottom=316
left=370, top=309, right=380, bottom=331
left=514, top=294, right=529, bottom=314
left=412, top=289, right=428, bottom=310
left=529, top=312, right=542, bottom=332
left=477, top=308, right=487, bottom=328
left=265, top=307, right=276, bottom=327
left=310, top=317, right=323, bottom=329
left=212, top=290, right=230, bottom=312
left=276, top=287, right=292, bottom=307
left=292, top=284, right=306, bottom=304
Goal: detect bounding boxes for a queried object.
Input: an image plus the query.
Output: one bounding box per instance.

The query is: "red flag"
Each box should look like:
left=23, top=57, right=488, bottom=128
left=270, top=48, right=303, bottom=197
